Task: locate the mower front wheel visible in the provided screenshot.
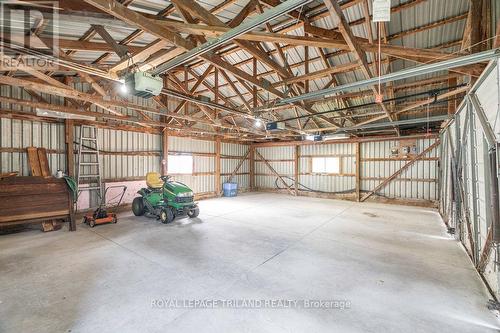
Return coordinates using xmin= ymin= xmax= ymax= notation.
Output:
xmin=160 ymin=208 xmax=174 ymax=224
xmin=132 ymin=197 xmax=145 ymax=216
xmin=188 ymin=206 xmax=200 ymax=218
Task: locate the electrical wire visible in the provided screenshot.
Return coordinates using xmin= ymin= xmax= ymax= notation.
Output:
xmin=276 ymin=84 xmax=467 ymax=123
xmin=274 ymin=176 xmax=355 ymax=194
xmin=273 ymin=176 xmax=395 ymax=199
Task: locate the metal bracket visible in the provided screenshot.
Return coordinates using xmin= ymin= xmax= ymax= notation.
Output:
xmin=487 ymin=299 xmax=500 ymax=311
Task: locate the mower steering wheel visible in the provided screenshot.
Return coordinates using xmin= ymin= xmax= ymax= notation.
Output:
xmin=160 ymin=175 xmax=171 ymax=182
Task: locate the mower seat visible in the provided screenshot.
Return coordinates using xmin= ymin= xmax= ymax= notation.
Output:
xmin=146 ymin=172 xmax=163 ymax=189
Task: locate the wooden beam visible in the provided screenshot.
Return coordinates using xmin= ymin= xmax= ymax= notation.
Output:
xmin=228 ymin=0 xmax=258 ymax=27
xmin=478 ymin=227 xmax=493 ymax=272
xmin=360 ymin=141 xmax=440 ymax=202
xmin=171 ymin=0 xmax=291 ymax=80
xmin=0 ymin=78 xmax=264 ymax=134
xmin=111 ymin=39 xmax=170 ymax=73
xmin=321 ymin=0 xmax=398 ymax=134
xmin=215 ymin=138 xmax=221 ymax=195
xmin=495 ymin=21 xmax=500 ymax=48
xmin=83 ymin=0 xmax=284 ymax=98
xmin=162 ymin=129 xmax=168 ymax=176
xmin=294 ymin=145 xmax=299 ymax=195
xmin=250 ymin=145 xmax=255 ymax=190
xmin=387 ymin=13 xmax=468 ymax=41
xmin=355 ymin=141 xmax=360 ymax=201
xmin=448 ymin=77 xmax=457 ymax=116
xmin=65 ymin=119 xmax=74 ymax=177
xmin=322 ymin=0 xmax=371 ymax=73
xmin=91 ymin=24 xmax=129 ymax=59
xmin=357 ymin=85 xmax=469 ymax=126
xmin=272 ymin=61 xmax=359 ymax=87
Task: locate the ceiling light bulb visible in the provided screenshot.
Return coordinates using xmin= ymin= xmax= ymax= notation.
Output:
xmin=305 ymin=134 xmax=316 ymax=141
xmin=120 ymin=84 xmax=128 ymax=94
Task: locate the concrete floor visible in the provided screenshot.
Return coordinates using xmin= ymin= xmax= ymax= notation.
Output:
xmin=0 ymin=193 xmax=499 ymax=333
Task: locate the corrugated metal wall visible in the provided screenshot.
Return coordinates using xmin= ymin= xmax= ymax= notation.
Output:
xmin=168 ymin=136 xmax=215 ymax=195
xmin=254 ymin=137 xmax=439 ymax=202
xmin=301 ymin=142 xmax=356 ymax=193
xmin=75 ymin=126 xmax=162 ymax=181
xmin=0 ymin=118 xmax=66 ymax=176
xmin=255 ymin=146 xmax=294 ymax=189
xmin=0 ymin=111 xmax=249 ymax=210
xmin=361 ymin=138 xmax=439 ymax=200
xmin=440 ymin=60 xmax=500 ymax=298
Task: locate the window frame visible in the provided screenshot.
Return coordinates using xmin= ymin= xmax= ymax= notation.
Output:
xmin=310 ymin=156 xmax=342 ymax=175
xmin=167 ymin=154 xmax=194 ymax=175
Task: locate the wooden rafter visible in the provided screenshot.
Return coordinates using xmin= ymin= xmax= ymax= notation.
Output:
xmin=1 ymin=0 xmax=486 ymax=140
xmin=322 ymin=0 xmax=399 ymax=135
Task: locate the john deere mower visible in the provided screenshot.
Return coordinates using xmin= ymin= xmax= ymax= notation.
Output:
xmin=132 ymin=172 xmax=199 ymax=223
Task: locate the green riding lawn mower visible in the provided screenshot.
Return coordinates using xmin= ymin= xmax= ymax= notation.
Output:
xmin=132 ymin=172 xmax=199 ymax=224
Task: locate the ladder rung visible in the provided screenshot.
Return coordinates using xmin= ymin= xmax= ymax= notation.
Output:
xmin=79 ymin=187 xmax=101 ymax=191
xmin=78 ymin=127 xmax=101 ymax=195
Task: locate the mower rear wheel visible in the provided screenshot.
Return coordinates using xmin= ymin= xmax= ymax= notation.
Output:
xmin=89 ymin=219 xmax=96 ymax=228
xmin=188 ymin=207 xmax=200 ymax=218
xmin=160 ymin=208 xmax=174 ymax=224
xmin=132 ymin=197 xmax=145 ymax=216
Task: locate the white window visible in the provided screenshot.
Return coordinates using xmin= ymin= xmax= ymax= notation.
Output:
xmin=168 ymin=155 xmax=193 ymax=174
xmin=311 ymin=157 xmax=340 ymax=174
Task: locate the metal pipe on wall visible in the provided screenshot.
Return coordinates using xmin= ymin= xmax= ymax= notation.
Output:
xmin=469 ymin=94 xmax=500 ymax=243
xmin=489 ymin=144 xmax=500 ymax=243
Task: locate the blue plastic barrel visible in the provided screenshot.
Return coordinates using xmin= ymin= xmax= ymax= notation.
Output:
xmin=223 ymin=182 xmax=238 ymax=197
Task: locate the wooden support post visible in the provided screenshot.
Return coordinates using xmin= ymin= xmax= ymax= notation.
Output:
xmin=215 ymin=138 xmax=221 ymax=195
xmin=183 ymin=66 xmax=188 ymax=114
xmin=494 ymin=22 xmax=500 ymax=48
xmin=470 ymin=0 xmax=486 ymax=54
xmin=304 ymin=44 xmax=309 ymax=94
xmin=252 ymin=57 xmax=257 ymax=108
xmin=355 ymin=142 xmax=360 ymax=201
xmin=360 ymin=140 xmax=440 ymax=202
xmin=250 ymin=145 xmax=255 ymax=190
xmin=162 ymin=129 xmax=168 ymax=176
xmin=478 ymin=227 xmax=493 ymax=272
xmin=214 ymin=68 xmax=219 ymax=118
xmin=65 ymin=119 xmax=74 ymax=177
xmin=448 ymin=77 xmax=457 ymax=116
xmin=294 ymin=145 xmax=299 ymax=196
